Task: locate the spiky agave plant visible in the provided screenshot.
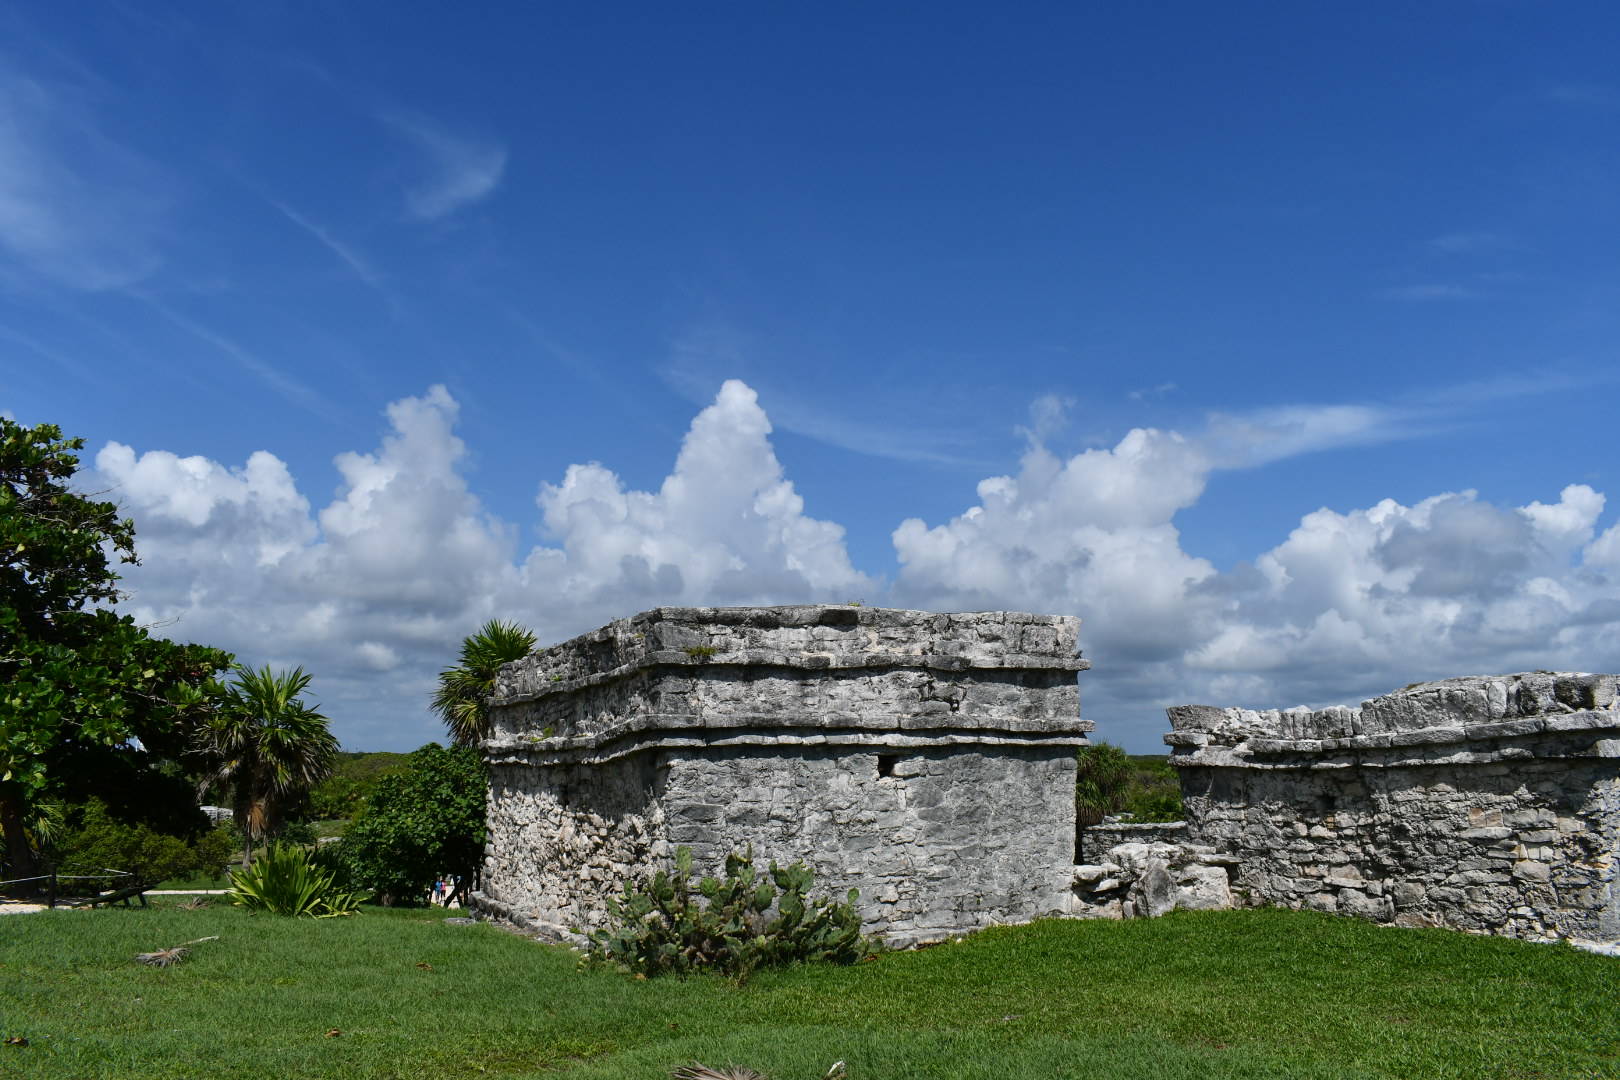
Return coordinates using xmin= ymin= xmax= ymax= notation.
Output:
xmin=228 ymin=844 xmax=367 ymax=917
xmin=431 ymin=619 xmax=538 ymax=746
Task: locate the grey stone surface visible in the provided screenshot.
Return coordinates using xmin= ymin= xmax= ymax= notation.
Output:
xmin=1165 ymin=672 xmax=1620 ymax=945
xmin=1079 ymin=820 xmax=1187 ymax=861
xmin=474 ymin=605 xmax=1092 ymax=946
xmin=1070 ymin=839 xmax=1234 ymax=919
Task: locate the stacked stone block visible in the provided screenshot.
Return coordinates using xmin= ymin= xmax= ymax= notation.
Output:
xmin=1165 ymin=672 xmax=1620 ymax=946
xmin=475 ymin=605 xmax=1092 ymax=945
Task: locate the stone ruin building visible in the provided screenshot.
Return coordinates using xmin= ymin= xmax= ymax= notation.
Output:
xmin=1156 ymin=672 xmax=1620 ymax=946
xmin=474 ymin=605 xmax=1092 ymax=945
xmin=473 ymin=604 xmax=1620 ymax=952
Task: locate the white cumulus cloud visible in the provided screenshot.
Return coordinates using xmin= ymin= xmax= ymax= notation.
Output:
xmin=96 ymin=380 xmax=871 ymax=749
xmin=92 ymin=382 xmax=1620 ymax=752
xmin=892 ymin=408 xmax=1620 ymax=745
xmin=520 ymin=380 xmax=874 ymax=619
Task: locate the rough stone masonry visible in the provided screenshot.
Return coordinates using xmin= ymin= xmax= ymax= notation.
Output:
xmin=473 ymin=605 xmax=1093 ymax=945
xmin=1164 ymin=672 xmax=1620 ymax=947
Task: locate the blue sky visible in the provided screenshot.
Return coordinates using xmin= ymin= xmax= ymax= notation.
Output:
xmin=4 ymin=2 xmax=1618 ymax=751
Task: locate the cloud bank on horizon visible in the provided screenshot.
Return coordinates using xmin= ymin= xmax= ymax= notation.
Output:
xmin=93 ymin=380 xmax=1620 ymax=752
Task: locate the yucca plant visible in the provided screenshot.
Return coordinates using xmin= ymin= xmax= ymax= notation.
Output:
xmin=228 ymin=844 xmax=368 ymax=917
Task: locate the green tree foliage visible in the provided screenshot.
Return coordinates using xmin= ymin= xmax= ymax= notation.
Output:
xmin=340 ymin=742 xmax=486 ymax=905
xmin=585 ymin=845 xmax=874 ymax=980
xmin=308 ymin=751 xmax=409 ymax=820
xmin=1 ymin=418 xmax=233 ymax=886
xmin=53 ymin=798 xmax=234 ymax=894
xmin=196 ymin=665 xmax=339 ymax=868
xmin=431 ymin=619 xmax=537 ymax=746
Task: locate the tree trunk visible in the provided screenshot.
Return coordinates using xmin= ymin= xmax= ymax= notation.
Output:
xmin=0 ymin=794 xmax=40 ymax=897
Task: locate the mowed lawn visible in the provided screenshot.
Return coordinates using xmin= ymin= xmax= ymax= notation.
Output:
xmin=1 ymin=903 xmax=1615 ymax=1079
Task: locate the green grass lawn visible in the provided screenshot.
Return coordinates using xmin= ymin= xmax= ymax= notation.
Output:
xmin=1 ymin=903 xmax=1614 ymax=1079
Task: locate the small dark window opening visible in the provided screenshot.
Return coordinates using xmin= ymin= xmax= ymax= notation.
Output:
xmin=877 ymin=754 xmax=899 ymax=779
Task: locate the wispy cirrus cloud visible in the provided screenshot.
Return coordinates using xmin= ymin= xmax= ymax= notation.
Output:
xmin=267 ymin=199 xmax=385 ymax=288
xmin=264 ymin=197 xmax=404 ymax=315
xmin=1376 ymin=283 xmax=1477 ymax=302
xmin=1425 ymin=231 xmax=1513 ymax=255
xmin=1127 ymin=382 xmax=1177 ymax=402
xmin=1544 ymin=84 xmax=1619 ymax=110
xmin=381 ymin=112 xmax=506 ymax=221
xmin=0 ymin=56 xmax=171 ymax=291
xmin=1202 ymin=402 xmax=1412 ymax=467
xmin=137 ymin=298 xmax=341 ymax=419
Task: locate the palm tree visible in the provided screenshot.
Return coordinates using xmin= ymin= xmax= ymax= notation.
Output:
xmin=198 ymin=665 xmax=338 ymax=868
xmin=431 ymin=619 xmax=537 ymax=746
xmin=1075 ymin=740 xmax=1133 ymax=830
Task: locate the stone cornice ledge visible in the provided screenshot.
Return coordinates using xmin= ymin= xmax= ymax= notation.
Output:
xmin=1165 ymin=709 xmax=1620 ymax=769
xmin=492 ymin=605 xmax=1087 ymax=706
xmin=485 ymin=718 xmax=1094 ymax=767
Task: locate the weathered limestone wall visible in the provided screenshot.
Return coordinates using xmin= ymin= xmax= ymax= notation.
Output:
xmin=479 ymin=754 xmax=667 ymax=934
xmin=659 ymin=746 xmax=1076 ymax=941
xmin=1070 ymin=837 xmax=1234 ymax=920
xmin=1166 ymin=672 xmax=1620 ymax=946
xmin=475 ymin=605 xmax=1092 ymax=945
xmin=1078 ymin=820 xmax=1187 ymax=862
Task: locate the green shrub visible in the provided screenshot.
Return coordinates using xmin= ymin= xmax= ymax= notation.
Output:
xmin=1120 ymin=755 xmax=1184 ymax=822
xmin=339 ymin=742 xmax=485 ymax=906
xmin=274 ymin=818 xmax=319 ymax=846
xmin=585 ymin=845 xmax=875 ymax=980
xmin=52 ymin=800 xmax=234 ymax=894
xmin=1076 ymin=745 xmax=1185 ymax=831
xmin=306 ymin=838 xmax=359 ymax=890
xmin=227 ymin=843 xmax=368 ymax=917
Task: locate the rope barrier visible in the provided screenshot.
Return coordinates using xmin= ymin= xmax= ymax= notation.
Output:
xmin=1 ymin=867 xmax=132 ymax=887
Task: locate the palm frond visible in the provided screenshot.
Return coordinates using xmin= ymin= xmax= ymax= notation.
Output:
xmin=196 ymin=664 xmax=338 ymax=859
xmin=432 ymin=619 xmax=537 ymax=745
xmin=671 ymin=1064 xmax=767 ymax=1080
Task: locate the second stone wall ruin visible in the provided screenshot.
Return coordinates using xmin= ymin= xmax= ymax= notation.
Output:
xmin=1164 ymin=672 xmax=1620 ymax=946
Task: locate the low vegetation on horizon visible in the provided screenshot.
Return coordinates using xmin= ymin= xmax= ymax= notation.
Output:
xmin=2 ymin=903 xmax=1615 ymax=1079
